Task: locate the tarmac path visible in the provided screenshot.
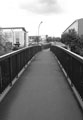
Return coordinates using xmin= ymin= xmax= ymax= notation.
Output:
xmin=0 ymin=49 xmax=83 ymax=120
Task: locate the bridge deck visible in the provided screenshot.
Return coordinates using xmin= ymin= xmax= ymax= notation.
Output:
xmin=0 ymin=49 xmax=83 ymax=120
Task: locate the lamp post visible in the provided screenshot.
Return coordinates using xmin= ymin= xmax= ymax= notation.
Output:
xmin=11 ymin=29 xmax=14 ymax=46
xmin=38 ymin=21 xmax=43 ymax=43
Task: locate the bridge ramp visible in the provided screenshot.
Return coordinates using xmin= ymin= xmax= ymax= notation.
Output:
xmin=0 ymin=49 xmax=83 ymax=120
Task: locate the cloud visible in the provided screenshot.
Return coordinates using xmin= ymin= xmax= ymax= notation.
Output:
xmin=39 ymin=0 xmax=56 ymax=5
xmin=20 ymin=0 xmax=62 ymax=15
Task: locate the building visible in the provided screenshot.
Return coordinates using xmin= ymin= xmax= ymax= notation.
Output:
xmin=1 ymin=27 xmax=28 ymax=47
xmin=28 ymin=36 xmax=41 ymax=45
xmin=63 ymin=18 xmax=83 ymax=36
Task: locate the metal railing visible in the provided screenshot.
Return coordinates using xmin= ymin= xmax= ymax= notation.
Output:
xmin=0 ymin=45 xmax=41 ymax=93
xmin=50 ymin=45 xmax=83 ymax=100
xmin=42 ymin=43 xmax=51 ymax=49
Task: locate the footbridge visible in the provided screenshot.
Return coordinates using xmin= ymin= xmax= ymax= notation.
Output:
xmin=0 ymin=43 xmax=83 ymax=120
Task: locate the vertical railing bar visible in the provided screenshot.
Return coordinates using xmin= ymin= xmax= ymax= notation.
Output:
xmin=0 ymin=45 xmax=41 ymax=93
xmin=0 ymin=66 xmax=2 ymax=91
xmin=9 ymin=57 xmax=13 ymax=86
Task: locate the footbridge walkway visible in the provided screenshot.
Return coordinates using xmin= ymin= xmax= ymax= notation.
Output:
xmin=0 ymin=44 xmax=83 ymax=120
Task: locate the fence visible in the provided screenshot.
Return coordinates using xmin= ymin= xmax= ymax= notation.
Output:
xmin=0 ymin=45 xmax=41 ymax=93
xmin=50 ymin=45 xmax=83 ymax=100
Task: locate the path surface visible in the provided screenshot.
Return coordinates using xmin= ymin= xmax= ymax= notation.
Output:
xmin=0 ymin=49 xmax=83 ymax=120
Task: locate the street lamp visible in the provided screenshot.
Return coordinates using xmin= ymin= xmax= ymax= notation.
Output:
xmin=38 ymin=21 xmax=43 ymax=43
xmin=38 ymin=21 xmax=43 ymax=36
xmin=11 ymin=29 xmax=14 ymax=46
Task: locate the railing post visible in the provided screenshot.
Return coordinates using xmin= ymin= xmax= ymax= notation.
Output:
xmin=0 ymin=66 xmax=2 ymax=92
xmin=9 ymin=57 xmax=13 ymax=86
xmin=0 ymin=45 xmax=41 ymax=93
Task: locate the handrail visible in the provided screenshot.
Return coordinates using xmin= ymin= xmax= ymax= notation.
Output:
xmin=52 ymin=45 xmax=83 ymax=63
xmin=50 ymin=44 xmax=83 ymax=100
xmin=0 ymin=45 xmax=41 ymax=93
xmin=0 ymin=45 xmax=40 ymax=61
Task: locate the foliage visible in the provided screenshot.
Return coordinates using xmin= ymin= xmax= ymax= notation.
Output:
xmin=0 ymin=29 xmax=12 ymax=53
xmin=46 ymin=37 xmax=53 ymax=42
xmin=61 ymin=29 xmax=83 ymax=56
xmin=33 ymin=36 xmax=41 ymax=43
xmin=61 ymin=29 xmax=79 ymax=46
xmin=52 ymin=37 xmax=61 ymax=42
xmin=46 ymin=36 xmax=61 ymax=43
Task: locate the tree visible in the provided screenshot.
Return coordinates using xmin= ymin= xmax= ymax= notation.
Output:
xmin=61 ymin=29 xmax=80 ymax=51
xmin=0 ymin=28 xmax=12 ymax=52
xmin=46 ymin=37 xmax=53 ymax=43
xmin=52 ymin=37 xmax=61 ymax=42
xmin=33 ymin=36 xmax=41 ymax=43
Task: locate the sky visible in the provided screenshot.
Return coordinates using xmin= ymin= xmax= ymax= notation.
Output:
xmin=0 ymin=0 xmax=83 ymax=37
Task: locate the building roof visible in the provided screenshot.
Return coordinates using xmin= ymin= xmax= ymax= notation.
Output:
xmin=1 ymin=27 xmax=28 ymax=32
xmin=63 ymin=18 xmax=83 ymax=35
xmin=63 ymin=20 xmax=77 ymax=34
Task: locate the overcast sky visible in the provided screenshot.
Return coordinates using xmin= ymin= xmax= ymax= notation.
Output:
xmin=0 ymin=0 xmax=83 ymax=37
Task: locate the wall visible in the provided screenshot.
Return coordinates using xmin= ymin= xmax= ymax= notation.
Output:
xmin=3 ymin=29 xmax=25 ymax=47
xmin=63 ymin=20 xmax=78 ymax=34
xmin=15 ymin=31 xmax=24 ymax=47
xmin=78 ymin=19 xmax=83 ymax=36
xmin=2 ymin=29 xmax=28 ymax=47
